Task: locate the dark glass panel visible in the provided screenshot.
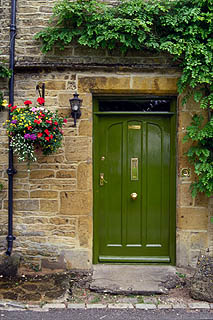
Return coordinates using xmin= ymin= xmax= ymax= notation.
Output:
xmin=99 ymin=100 xmax=170 ymax=112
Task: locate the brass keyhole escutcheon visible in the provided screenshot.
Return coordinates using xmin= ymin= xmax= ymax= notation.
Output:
xmin=131 ymin=192 xmax=138 ymax=200
xmin=100 ymin=173 xmax=108 ymax=186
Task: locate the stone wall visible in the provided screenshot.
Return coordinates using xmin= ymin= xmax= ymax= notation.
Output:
xmin=0 ymin=0 xmax=211 ymax=271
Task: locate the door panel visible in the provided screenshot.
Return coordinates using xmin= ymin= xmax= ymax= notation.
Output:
xmin=94 ymin=114 xmax=175 ymax=263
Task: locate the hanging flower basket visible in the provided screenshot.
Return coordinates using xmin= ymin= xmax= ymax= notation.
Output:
xmin=3 ymin=98 xmax=67 ymax=164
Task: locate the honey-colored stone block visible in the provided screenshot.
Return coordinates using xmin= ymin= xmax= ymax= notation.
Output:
xmin=56 ymin=170 xmax=76 ymax=179
xmin=65 ymin=137 xmax=90 ymax=161
xmin=79 ymin=119 xmax=92 ymax=137
xmin=14 ymin=191 xmax=29 ymax=199
xmin=78 ymin=216 xmax=92 ymax=248
xmin=47 ymin=236 xmax=76 ymax=247
xmin=190 ymin=232 xmax=208 ymax=250
xmin=80 ymin=93 xmax=93 ymax=108
xmin=64 ymin=249 xmax=91 ymax=269
xmin=78 ymin=76 xmax=130 ymax=93
xmin=178 ymin=111 xmax=193 ymax=131
xmin=132 ymin=77 xmax=178 ymax=93
xmin=30 ymin=170 xmax=55 ymax=179
xmin=177 ymin=208 xmax=208 ymax=230
xmin=77 ymin=162 xmax=92 ymax=191
xmin=12 ymin=200 xmax=39 ymax=211
xmin=30 ymin=190 xmax=58 ymax=199
xmin=176 ymin=230 xmax=191 ymax=267
xmin=45 ymin=81 xmax=66 ymax=90
xmin=58 ymin=93 xmax=72 ymax=107
xmin=50 ymin=183 xmax=77 ymax=191
xmin=38 ymin=155 xmax=65 ymax=164
xmin=15 ymin=171 xmax=29 ymax=178
xmin=15 ymin=216 xmax=49 ymax=224
xmin=52 ymin=227 xmax=76 ymax=237
xmin=49 ymin=217 xmax=73 ymax=225
xmin=60 ymin=191 xmax=92 ymax=215
xmin=178 ymin=183 xmax=193 ymax=207
xmin=40 ymin=200 xmax=59 ymax=213
xmin=195 ymin=192 xmax=209 ymax=207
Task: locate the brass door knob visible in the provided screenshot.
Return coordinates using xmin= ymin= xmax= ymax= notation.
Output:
xmin=131 ymin=192 xmax=138 ymax=200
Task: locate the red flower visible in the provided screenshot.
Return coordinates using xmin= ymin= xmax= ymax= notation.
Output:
xmin=24 ymin=100 xmax=32 ymax=105
xmin=37 ymin=133 xmax=43 ymax=138
xmin=54 ymin=121 xmax=58 ymax=125
xmin=50 ymin=134 xmax=53 ymax=139
xmin=53 ymin=127 xmax=56 ymax=130
xmin=46 ymin=120 xmax=52 ymax=124
xmin=37 ymin=97 xmax=45 ymax=105
xmin=34 ymin=119 xmax=41 ymax=124
xmin=63 ymin=118 xmax=67 ymax=123
xmin=45 ymin=137 xmax=50 ymax=141
xmin=44 ymin=129 xmax=50 ymax=136
xmin=11 ymin=106 xmax=17 ymax=112
xmin=8 ymin=104 xmax=12 ymax=108
xmin=27 ymin=126 xmax=32 ymax=130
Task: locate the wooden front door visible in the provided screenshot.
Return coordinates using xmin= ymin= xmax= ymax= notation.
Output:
xmin=93 ymin=99 xmax=176 ymax=264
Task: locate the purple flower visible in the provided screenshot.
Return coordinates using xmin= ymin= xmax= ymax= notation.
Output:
xmin=30 ymin=134 xmax=37 ymax=140
xmin=11 ymin=120 xmax=17 ymax=124
xmin=24 ymin=134 xmax=31 ymax=139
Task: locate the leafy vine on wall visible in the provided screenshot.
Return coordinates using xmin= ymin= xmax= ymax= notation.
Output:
xmin=35 ymin=0 xmax=213 ymax=197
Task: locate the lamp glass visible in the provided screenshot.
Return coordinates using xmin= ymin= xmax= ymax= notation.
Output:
xmin=72 ymin=104 xmax=79 ymax=111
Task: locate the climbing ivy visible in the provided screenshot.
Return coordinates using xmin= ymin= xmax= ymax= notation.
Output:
xmin=35 ymin=0 xmax=213 ymax=197
xmin=183 ymin=115 xmax=213 ymax=197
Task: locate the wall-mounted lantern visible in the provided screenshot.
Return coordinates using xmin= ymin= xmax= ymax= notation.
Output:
xmin=69 ymin=92 xmax=82 ymax=127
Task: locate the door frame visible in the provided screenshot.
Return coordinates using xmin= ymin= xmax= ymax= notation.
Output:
xmin=93 ymin=95 xmax=177 ymax=265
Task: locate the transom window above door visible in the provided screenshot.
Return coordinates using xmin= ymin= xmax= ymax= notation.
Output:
xmin=97 ymin=97 xmax=175 ymax=113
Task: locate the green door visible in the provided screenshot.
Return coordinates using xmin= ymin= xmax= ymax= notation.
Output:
xmin=94 ymin=113 xmax=176 ymax=264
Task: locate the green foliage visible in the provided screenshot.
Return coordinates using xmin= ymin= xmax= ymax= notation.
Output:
xmin=0 ymin=51 xmax=11 ymax=79
xmin=34 ymin=0 xmax=213 ymax=197
xmin=183 ymin=115 xmax=213 ymax=197
xmin=0 ymin=52 xmax=11 ymax=110
xmin=0 ymin=65 xmax=11 ymax=79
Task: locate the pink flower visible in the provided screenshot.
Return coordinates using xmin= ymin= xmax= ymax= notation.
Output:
xmin=63 ymin=118 xmax=67 ymax=123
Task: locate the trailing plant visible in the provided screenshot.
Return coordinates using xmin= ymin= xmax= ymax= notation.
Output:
xmin=0 ymin=51 xmax=11 ymax=111
xmin=35 ymin=0 xmax=213 ymax=196
xmin=3 ymin=98 xmax=67 ymax=165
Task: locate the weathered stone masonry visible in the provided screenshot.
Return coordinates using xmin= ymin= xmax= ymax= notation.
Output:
xmin=0 ymin=0 xmax=212 ymax=271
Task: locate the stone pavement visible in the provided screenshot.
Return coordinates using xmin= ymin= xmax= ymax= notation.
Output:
xmin=0 ymin=301 xmax=213 ymax=312
xmin=0 ymin=266 xmax=212 ymax=312
xmin=90 ymin=265 xmax=177 ymax=294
